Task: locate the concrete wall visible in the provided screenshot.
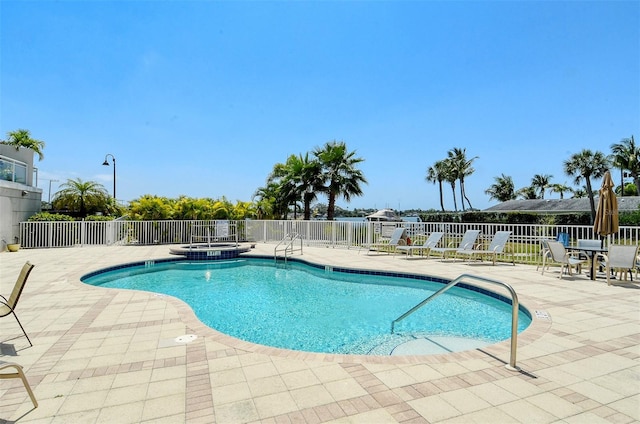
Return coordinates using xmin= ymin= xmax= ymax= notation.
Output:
xmin=0 ymin=145 xmax=42 ymax=251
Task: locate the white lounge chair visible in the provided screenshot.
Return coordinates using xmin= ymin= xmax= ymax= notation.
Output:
xmin=396 ymin=232 xmax=444 ymax=259
xmin=456 ymin=231 xmax=514 ymax=265
xmin=430 ymin=230 xmax=480 ymax=261
xmin=600 ymin=244 xmax=639 ymax=286
xmin=362 ymin=227 xmax=407 ymax=255
xmin=542 ymin=241 xmax=586 ymax=279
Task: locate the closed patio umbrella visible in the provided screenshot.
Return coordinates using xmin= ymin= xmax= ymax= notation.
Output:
xmin=593 ymin=171 xmax=619 ymax=242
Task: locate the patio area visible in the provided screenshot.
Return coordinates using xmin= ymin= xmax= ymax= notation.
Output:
xmin=0 ymin=243 xmax=638 ymax=423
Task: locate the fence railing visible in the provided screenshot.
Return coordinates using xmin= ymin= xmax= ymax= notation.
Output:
xmin=19 ymin=219 xmax=640 ymax=265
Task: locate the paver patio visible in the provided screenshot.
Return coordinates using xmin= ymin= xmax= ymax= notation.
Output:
xmin=0 ymin=243 xmax=638 ymax=423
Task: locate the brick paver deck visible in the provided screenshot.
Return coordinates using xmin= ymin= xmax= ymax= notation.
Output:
xmin=0 ymin=244 xmax=638 ymax=423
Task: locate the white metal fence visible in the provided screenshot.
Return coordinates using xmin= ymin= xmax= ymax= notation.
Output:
xmin=18 ymin=219 xmax=640 ymax=265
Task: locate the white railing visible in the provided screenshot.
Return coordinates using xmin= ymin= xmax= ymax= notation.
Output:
xmin=18 ymin=219 xmax=640 ymax=264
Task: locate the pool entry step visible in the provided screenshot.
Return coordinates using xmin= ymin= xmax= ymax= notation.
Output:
xmin=351 ymin=333 xmax=491 ymax=356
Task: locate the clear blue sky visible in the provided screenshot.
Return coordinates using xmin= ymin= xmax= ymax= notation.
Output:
xmin=2 ymin=1 xmax=638 ymax=211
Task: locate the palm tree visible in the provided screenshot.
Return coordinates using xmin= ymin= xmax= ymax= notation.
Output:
xmin=549 ymin=183 xmax=573 ymax=199
xmin=263 ymin=158 xmax=303 ymax=219
xmin=283 ymin=153 xmax=325 ymax=220
xmin=531 ymin=174 xmax=553 ymax=199
xmin=253 ymin=181 xmax=287 ymax=219
xmin=516 ymin=186 xmax=538 ymax=200
xmin=485 ymin=174 xmax=516 ymax=202
xmin=563 ymin=149 xmax=610 ymax=223
xmin=426 ymin=160 xmax=447 ymax=212
xmin=610 ymin=135 xmax=639 ymax=196
xmin=447 ymin=147 xmax=478 ymax=210
xmin=313 ymin=141 xmax=367 ymax=220
xmin=442 ymin=158 xmax=459 ymax=212
xmin=52 ymin=178 xmax=109 ymax=217
xmin=2 ymin=129 xmax=45 ymax=160
xmin=571 ymin=187 xmax=588 ymax=198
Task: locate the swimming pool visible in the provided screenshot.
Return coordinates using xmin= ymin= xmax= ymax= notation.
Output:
xmin=82 ymin=258 xmax=531 ymax=355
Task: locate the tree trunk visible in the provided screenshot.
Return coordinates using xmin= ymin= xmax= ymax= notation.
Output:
xmin=450 ymin=183 xmax=458 ymax=212
xmin=461 ymin=182 xmax=473 ymax=210
xmin=327 ymin=192 xmax=336 ymax=220
xmin=303 ymin=193 xmax=312 ymax=220
xmin=586 ymin=177 xmax=596 ymax=224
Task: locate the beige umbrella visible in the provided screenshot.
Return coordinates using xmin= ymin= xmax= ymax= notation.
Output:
xmin=593 ymin=170 xmax=619 ymax=241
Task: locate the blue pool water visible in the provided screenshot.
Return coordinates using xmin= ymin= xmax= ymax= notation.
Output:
xmin=82 ymin=258 xmax=531 ymax=355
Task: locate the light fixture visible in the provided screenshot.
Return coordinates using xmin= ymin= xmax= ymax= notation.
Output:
xmin=102 ymin=154 xmax=116 ymax=199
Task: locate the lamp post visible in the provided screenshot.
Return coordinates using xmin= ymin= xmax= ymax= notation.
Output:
xmin=102 ymin=154 xmax=116 ymax=200
xmin=48 ymin=179 xmax=59 ymax=203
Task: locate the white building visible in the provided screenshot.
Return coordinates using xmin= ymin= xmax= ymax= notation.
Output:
xmin=0 ymin=144 xmax=42 ymax=250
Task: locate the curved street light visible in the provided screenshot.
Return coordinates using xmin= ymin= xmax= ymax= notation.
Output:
xmin=102 ymin=154 xmax=116 ymax=200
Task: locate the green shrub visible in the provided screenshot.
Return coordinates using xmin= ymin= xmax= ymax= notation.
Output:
xmin=619 ymin=210 xmax=640 ymax=226
xmin=85 ymin=215 xmax=115 ymax=221
xmin=28 ymin=212 xmax=75 ymax=222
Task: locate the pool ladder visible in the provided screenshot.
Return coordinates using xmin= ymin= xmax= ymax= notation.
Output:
xmin=274 ymin=232 xmax=303 ymax=262
xmin=391 ymin=273 xmax=520 ymax=371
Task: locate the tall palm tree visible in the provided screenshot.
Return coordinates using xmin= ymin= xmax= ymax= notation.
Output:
xmin=313 ymin=141 xmax=367 ymax=220
xmin=610 ymin=135 xmax=639 ymax=196
xmin=52 ymin=178 xmax=109 ymax=217
xmin=2 ymin=129 xmax=45 ymax=160
xmin=264 ymin=158 xmax=302 ymax=219
xmin=563 ymin=149 xmax=610 ymax=223
xmin=442 ymin=158 xmax=459 ymax=212
xmin=531 ymin=174 xmax=553 ymax=199
xmin=426 ymin=160 xmax=447 ymax=212
xmin=283 ymin=153 xmax=325 ymax=220
xmin=485 ymin=174 xmax=516 ymax=202
xmin=447 ymin=147 xmax=478 ymax=210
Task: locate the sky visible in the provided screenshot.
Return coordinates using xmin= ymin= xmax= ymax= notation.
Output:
xmin=1 ymin=1 xmax=639 ymax=212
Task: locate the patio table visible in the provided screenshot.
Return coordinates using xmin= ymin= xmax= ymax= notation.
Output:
xmin=568 ymin=245 xmax=607 ymax=280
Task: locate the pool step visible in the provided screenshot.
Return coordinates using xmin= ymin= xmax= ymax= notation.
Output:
xmin=347 ymin=333 xmax=492 ymax=356
xmin=390 ymin=335 xmax=491 ymax=355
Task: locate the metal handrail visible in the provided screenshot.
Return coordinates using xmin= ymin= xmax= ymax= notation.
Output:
xmin=274 ymin=232 xmax=303 ymax=262
xmin=391 ymin=273 xmax=520 ymax=371
xmin=189 ymin=222 xmax=238 ymax=249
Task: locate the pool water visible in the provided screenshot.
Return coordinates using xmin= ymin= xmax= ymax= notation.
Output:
xmin=82 ymin=259 xmax=531 ymax=355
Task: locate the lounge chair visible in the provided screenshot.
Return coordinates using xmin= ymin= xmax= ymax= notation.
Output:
xmin=542 ymin=241 xmax=586 ymax=279
xmin=430 ymin=230 xmax=481 ymax=261
xmin=455 ymin=231 xmax=514 ymax=265
xmin=1 ymin=262 xmax=35 ymax=346
xmin=396 ymin=232 xmax=444 ymax=259
xmin=0 ymin=361 xmax=38 ymax=408
xmin=600 ymin=244 xmax=639 ymax=286
xmin=362 ymin=227 xmax=407 ymax=255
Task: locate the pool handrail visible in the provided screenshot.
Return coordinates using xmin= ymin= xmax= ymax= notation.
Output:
xmin=274 ymin=232 xmax=303 ymax=262
xmin=391 ymin=273 xmax=520 ymax=371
